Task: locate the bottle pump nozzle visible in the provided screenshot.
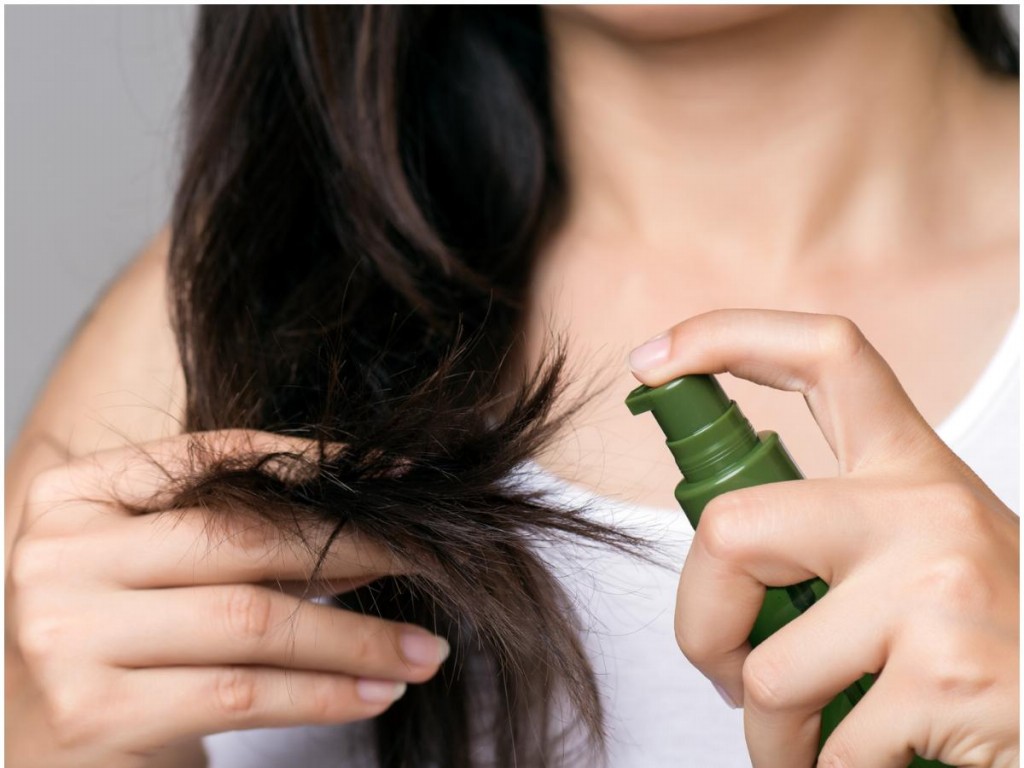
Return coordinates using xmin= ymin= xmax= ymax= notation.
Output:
xmin=626 ymin=374 xmax=759 ymax=481
xmin=625 ymin=374 xmax=732 ymax=440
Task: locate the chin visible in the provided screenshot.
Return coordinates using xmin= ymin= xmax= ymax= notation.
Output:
xmin=547 ymin=4 xmax=795 ymax=42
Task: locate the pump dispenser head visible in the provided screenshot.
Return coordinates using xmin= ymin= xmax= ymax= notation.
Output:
xmin=625 ymin=374 xmax=732 ymax=439
xmin=626 ymin=373 xmax=760 ymax=481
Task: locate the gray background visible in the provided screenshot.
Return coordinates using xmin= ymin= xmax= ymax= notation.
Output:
xmin=4 ymin=5 xmax=1019 ymax=450
xmin=6 ymin=5 xmax=195 ymax=448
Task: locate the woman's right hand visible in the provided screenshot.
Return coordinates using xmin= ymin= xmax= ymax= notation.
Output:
xmin=6 ymin=429 xmax=450 ymax=768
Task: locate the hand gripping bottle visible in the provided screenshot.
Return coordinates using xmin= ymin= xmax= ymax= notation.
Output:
xmin=626 ymin=374 xmax=947 ymax=767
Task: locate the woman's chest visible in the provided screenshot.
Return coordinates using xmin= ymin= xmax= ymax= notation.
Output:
xmin=526 ymin=244 xmax=1018 ymax=506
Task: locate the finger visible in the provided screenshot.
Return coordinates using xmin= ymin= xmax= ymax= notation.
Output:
xmin=816 ymin=667 xmax=919 ymax=768
xmin=676 ymin=477 xmax=897 ymax=706
xmin=676 ymin=477 xmax=881 ymax=681
xmin=24 ymin=428 xmax=329 ymax=513
xmin=740 ymin=574 xmax=891 ymax=768
xmin=107 ymin=585 xmax=449 ymax=683
xmin=697 ymin=475 xmax=886 ymax=582
xmin=263 ymin=575 xmax=381 ymax=598
xmin=628 ymin=309 xmax=934 ymax=470
xmin=112 ymin=666 xmax=408 ymax=750
xmin=97 ymin=508 xmax=403 ymax=587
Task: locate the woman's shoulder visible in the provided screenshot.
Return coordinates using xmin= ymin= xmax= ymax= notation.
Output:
xmin=59 ymin=224 xmax=185 ymax=450
xmin=6 ymin=224 xmax=185 ymax=554
xmin=9 ymin=224 xmax=185 ymax=467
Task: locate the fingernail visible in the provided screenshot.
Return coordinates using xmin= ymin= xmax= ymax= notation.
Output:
xmin=628 ymin=332 xmax=670 ymax=371
xmin=712 ymin=681 xmax=739 ymax=709
xmin=357 ymin=679 xmax=407 ymax=703
xmin=400 ymin=632 xmax=450 ymax=666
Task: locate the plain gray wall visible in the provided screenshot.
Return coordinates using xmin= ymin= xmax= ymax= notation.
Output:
xmin=4 ymin=6 xmax=1019 ymax=451
xmin=5 ymin=5 xmax=195 ymax=448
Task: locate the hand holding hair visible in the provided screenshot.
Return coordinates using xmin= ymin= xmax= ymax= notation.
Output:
xmin=6 ymin=429 xmax=449 ymax=768
xmin=629 ymin=309 xmax=1019 ymax=768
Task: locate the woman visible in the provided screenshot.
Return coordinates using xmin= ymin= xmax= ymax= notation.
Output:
xmin=5 ymin=6 xmax=1018 ymax=768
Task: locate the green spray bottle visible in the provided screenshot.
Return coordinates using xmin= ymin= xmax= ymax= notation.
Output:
xmin=625 ymin=373 xmax=948 ymax=767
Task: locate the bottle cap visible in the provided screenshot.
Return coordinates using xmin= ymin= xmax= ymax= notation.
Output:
xmin=625 ymin=374 xmax=731 ymax=440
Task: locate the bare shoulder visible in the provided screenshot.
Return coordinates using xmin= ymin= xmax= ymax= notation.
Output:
xmin=6 ymin=225 xmax=187 ymax=532
xmin=35 ymin=224 xmax=186 ymax=452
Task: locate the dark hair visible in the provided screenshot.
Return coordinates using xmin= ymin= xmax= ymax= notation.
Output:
xmin=953 ymin=5 xmax=1019 ymax=75
xmin=151 ymin=6 xmax=1018 ymax=767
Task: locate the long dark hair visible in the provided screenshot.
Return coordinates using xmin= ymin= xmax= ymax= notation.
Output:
xmin=148 ymin=6 xmax=1018 ymax=767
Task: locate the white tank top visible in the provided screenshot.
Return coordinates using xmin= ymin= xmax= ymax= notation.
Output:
xmin=203 ymin=311 xmax=1020 ymax=768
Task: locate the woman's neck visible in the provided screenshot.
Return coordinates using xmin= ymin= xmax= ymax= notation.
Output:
xmin=520 ymin=7 xmax=1016 ymax=492
xmin=542 ymin=6 xmax=1012 ymax=270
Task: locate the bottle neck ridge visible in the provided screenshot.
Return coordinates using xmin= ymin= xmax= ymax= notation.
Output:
xmin=667 ymin=402 xmax=760 ymax=481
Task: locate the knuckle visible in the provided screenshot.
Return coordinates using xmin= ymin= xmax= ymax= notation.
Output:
xmin=673 ymin=624 xmax=699 ymax=665
xmin=21 ymin=469 xmax=76 ymax=533
xmin=698 ymin=494 xmax=749 ymax=563
xmin=16 ymin=613 xmax=66 ymax=666
xmin=213 ymin=668 xmax=260 ymax=720
xmin=741 ymin=650 xmax=790 ymax=712
xmin=11 ymin=537 xmax=99 ymax=607
xmin=956 ymin=741 xmax=1000 ymax=767
xmin=24 ymin=466 xmax=72 ymax=508
xmin=21 ymin=463 xmax=110 ymax=534
xmin=308 ymin=675 xmax=346 ymax=721
xmin=816 ymin=315 xmax=866 ymax=366
xmin=9 ymin=538 xmax=59 ymax=592
xmin=920 ymin=632 xmax=997 ymax=698
xmin=349 ymin=621 xmax=382 ymax=669
xmin=47 ymin=688 xmax=100 ymax=749
xmin=665 ymin=323 xmax=687 ymax=354
xmin=922 ymin=553 xmax=992 ymax=612
xmin=674 ymin=614 xmax=714 ymax=668
xmin=224 ymin=585 xmax=275 ymax=646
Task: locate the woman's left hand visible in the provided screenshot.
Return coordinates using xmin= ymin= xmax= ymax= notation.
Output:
xmin=628 ymin=309 xmax=1019 ymax=768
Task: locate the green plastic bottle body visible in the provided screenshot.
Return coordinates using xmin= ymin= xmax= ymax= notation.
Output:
xmin=674 ymin=431 xmax=827 ymax=647
xmin=625 ymin=376 xmax=948 ymax=767
xmin=674 ymin=430 xmax=867 ymax=751
xmin=673 ymin=430 xmax=799 ymax=524
xmin=677 ymin=431 xmax=944 ymax=765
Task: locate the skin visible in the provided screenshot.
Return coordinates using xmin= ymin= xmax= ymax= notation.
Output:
xmin=4 ymin=5 xmax=1018 ymax=768
xmin=527 ymin=4 xmax=1018 ymax=483
xmin=526 ymin=5 xmax=1020 ymax=767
